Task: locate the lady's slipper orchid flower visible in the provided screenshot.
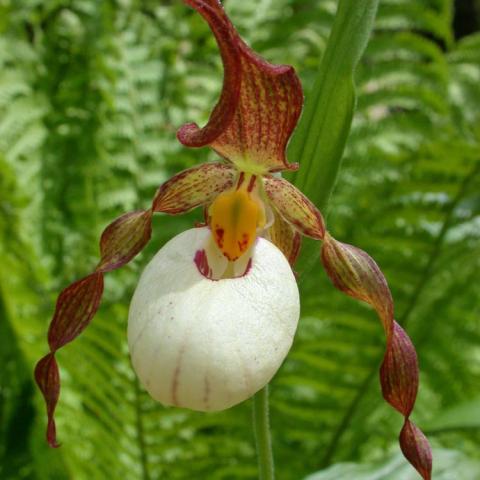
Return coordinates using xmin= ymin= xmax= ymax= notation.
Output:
xmin=128 ymin=227 xmax=299 ymax=411
xmin=35 ymin=1 xmax=432 ymax=479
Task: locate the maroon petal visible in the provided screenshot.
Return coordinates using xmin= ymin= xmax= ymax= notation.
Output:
xmin=36 ymin=206 xmax=154 ymax=446
xmin=37 ymin=157 xmax=231 ymax=446
xmin=34 ymin=353 xmax=60 ymax=448
xmin=400 ymin=420 xmax=433 ymax=480
xmin=97 ymin=210 xmax=153 ymax=272
xmin=321 ymin=233 xmax=393 ymax=334
xmin=178 ymin=0 xmax=241 ymax=147
xmin=380 ymin=322 xmax=419 ymax=417
xmin=179 ymin=0 xmax=303 ymax=173
xmin=321 ymin=233 xmax=432 ymax=479
xmin=264 ymin=175 xmax=325 ymax=240
xmin=47 ymin=272 xmax=104 ymax=351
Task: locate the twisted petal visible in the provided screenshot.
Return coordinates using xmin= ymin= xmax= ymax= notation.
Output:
xmin=321 ymin=233 xmax=432 ymax=480
xmin=98 ymin=210 xmax=153 ymax=271
xmin=178 ymin=0 xmax=303 ymax=173
xmin=380 ymin=322 xmax=419 ymax=416
xmin=47 ymin=272 xmax=104 ymax=351
xmin=153 ymin=163 xmax=235 ymax=214
xmin=34 ymin=354 xmax=60 ymax=448
xmin=400 ymin=420 xmax=433 ymax=479
xmin=320 ymin=233 xmax=393 ymax=333
xmin=36 ymin=160 xmax=238 ymax=445
xmin=264 ymin=176 xmax=325 ymax=240
xmin=35 ymin=208 xmax=153 ymax=447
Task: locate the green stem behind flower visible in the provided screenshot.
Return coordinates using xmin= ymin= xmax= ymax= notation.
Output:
xmin=253 ymin=386 xmax=275 ymax=480
xmin=287 ymin=0 xmax=380 ymax=275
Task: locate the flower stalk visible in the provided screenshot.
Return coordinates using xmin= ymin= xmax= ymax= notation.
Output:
xmin=253 ymin=386 xmax=274 ymax=480
xmin=289 ymin=0 xmax=380 ymax=274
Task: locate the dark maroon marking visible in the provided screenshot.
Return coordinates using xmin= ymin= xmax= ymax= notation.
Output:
xmin=215 ymin=227 xmax=225 ymax=248
xmin=194 ymin=249 xmax=218 ymax=280
xmin=247 ymin=174 xmax=257 ymax=192
xmin=194 ymin=249 xmax=210 ymax=278
xmin=237 ymin=233 xmax=250 ymax=252
xmin=236 ymin=171 xmax=245 ymax=190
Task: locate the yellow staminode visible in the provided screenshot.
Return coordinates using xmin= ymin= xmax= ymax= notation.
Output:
xmin=209 ymin=173 xmax=265 ymax=261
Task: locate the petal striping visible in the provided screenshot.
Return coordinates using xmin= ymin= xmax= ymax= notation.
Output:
xmin=380 ymin=322 xmax=419 ymax=416
xmin=179 ymin=0 xmax=303 ymax=172
xmin=36 ymin=206 xmax=157 ymax=445
xmin=36 ymin=160 xmax=238 ymax=446
xmin=320 ymin=233 xmax=393 ymax=333
xmin=400 ymin=420 xmax=433 ymax=479
xmin=210 ymin=52 xmax=302 ymax=173
xmin=177 ymin=0 xmax=241 ymax=147
xmin=268 ymin=208 xmax=302 ymax=266
xmin=47 ymin=272 xmax=104 ymax=351
xmin=264 ymin=176 xmax=325 ymax=240
xmin=153 ymin=163 xmax=236 ymax=214
xmin=321 ymin=233 xmax=432 ymax=480
xmin=34 ymin=353 xmax=60 ymax=448
xmin=98 ymin=210 xmax=153 ymax=272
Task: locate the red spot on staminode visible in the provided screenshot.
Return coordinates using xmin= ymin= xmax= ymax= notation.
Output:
xmin=236 ymin=172 xmax=245 ymax=190
xmin=225 ymin=251 xmax=238 ymax=261
xmin=237 ymin=233 xmax=250 ymax=252
xmin=215 ymin=227 xmax=225 ymax=248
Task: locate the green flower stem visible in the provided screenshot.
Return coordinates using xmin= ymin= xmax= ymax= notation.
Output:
xmin=253 ymin=385 xmax=274 ymax=480
xmin=288 ymin=0 xmax=379 ymax=275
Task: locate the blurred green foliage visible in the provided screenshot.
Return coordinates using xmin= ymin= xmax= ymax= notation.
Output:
xmin=0 ymin=0 xmax=479 ymax=479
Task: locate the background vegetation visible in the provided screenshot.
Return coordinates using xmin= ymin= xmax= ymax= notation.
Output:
xmin=1 ymin=0 xmax=479 ymax=478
